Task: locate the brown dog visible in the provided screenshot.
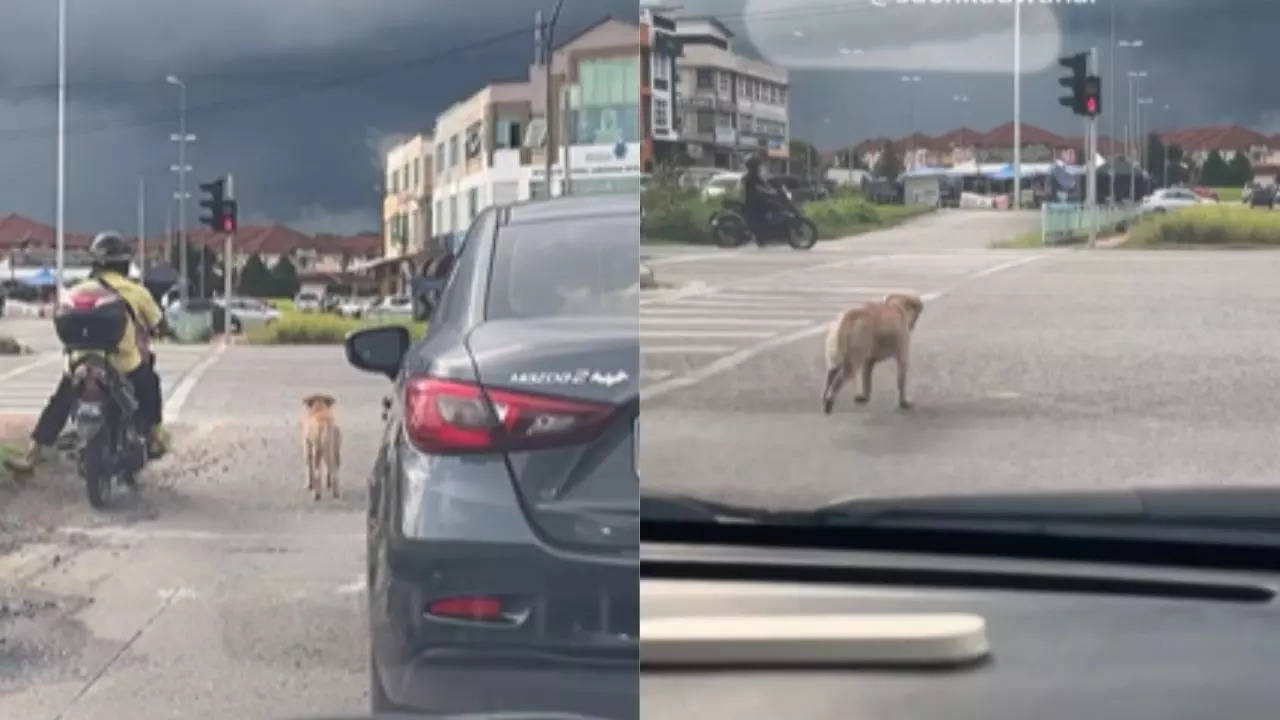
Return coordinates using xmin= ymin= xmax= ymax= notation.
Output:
xmin=302 ymin=393 xmax=342 ymax=500
xmin=821 ymin=293 xmax=924 ymax=414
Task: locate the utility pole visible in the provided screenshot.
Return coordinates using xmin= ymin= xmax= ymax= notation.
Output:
xmin=542 ymin=0 xmax=565 ymax=199
xmin=138 ymin=177 xmax=146 ymax=279
xmin=1013 ymin=0 xmax=1022 ymax=209
xmin=1108 ymin=0 xmax=1115 ymax=203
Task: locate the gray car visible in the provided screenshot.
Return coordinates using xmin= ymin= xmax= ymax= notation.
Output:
xmin=345 ymin=193 xmax=639 ymax=719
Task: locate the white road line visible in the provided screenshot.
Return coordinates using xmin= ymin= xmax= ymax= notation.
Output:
xmin=642 ymin=345 xmax=737 ymax=355
xmin=641 ymin=317 xmax=809 ymax=327
xmin=0 ymin=353 xmax=59 ymax=383
xmin=641 ymin=253 xmax=892 ymax=306
xmin=640 ymin=255 xmax=1047 ymax=403
xmin=166 ymin=343 xmax=227 ymax=423
xmin=641 ymin=329 xmax=776 ymax=339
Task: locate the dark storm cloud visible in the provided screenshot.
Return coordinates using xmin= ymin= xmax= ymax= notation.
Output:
xmin=685 ymin=0 xmax=1280 ymax=149
xmin=0 ymin=0 xmax=637 ymax=234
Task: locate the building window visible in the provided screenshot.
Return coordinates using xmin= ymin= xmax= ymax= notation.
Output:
xmin=654 ymin=56 xmax=670 ymax=82
xmin=449 ymin=195 xmax=458 ymax=233
xmin=779 ymin=87 xmax=788 ymax=106
xmin=436 ymin=143 xmax=445 ymax=174
xmin=696 ymin=69 xmax=714 ymax=89
xmin=716 ymin=112 xmax=733 ymax=129
xmin=412 ymin=159 xmax=419 ymax=189
xmin=497 ymin=119 xmax=522 ymax=149
xmin=718 ymin=72 xmax=730 ymax=94
xmin=576 ymin=55 xmax=641 ymax=145
xmin=434 ymin=200 xmax=442 ymax=234
xmin=468 ymin=187 xmax=479 ymax=220
xmin=740 ymin=114 xmax=753 ymax=133
xmin=738 ymin=77 xmax=748 ymax=97
xmin=697 ymin=110 xmax=715 ymax=134
xmin=449 ymin=135 xmax=459 ymax=167
xmin=654 ymin=98 xmax=670 ymax=129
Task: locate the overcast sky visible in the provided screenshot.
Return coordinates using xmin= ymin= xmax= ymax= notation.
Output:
xmin=681 ymin=0 xmax=1280 ymax=150
xmin=0 ymin=0 xmax=636 ymax=235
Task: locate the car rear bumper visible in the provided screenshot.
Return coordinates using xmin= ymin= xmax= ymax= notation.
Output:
xmin=373 ymin=539 xmax=638 ymax=718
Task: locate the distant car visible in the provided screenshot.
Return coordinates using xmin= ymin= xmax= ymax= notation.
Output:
xmin=294 ymin=290 xmax=323 ymax=312
xmin=701 ymin=172 xmax=743 ymax=200
xmin=1190 ymin=187 xmax=1220 ymax=202
xmin=336 ymin=296 xmax=376 ymax=318
xmin=1248 ymin=184 xmax=1276 ymax=209
xmin=216 ymin=297 xmax=280 ymax=332
xmin=367 ymin=295 xmax=413 ymax=317
xmin=768 ymin=175 xmax=829 ymax=203
xmin=1141 ymin=187 xmax=1208 ymax=214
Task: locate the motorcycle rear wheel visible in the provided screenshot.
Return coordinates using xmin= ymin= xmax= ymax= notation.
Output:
xmin=713 ymin=216 xmax=751 ymax=248
xmin=80 ymin=436 xmax=112 ymax=509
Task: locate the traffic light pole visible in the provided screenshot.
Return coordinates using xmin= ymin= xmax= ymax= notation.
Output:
xmin=224 ymin=174 xmax=235 ymax=340
xmin=1087 ymin=48 xmax=1098 ymax=248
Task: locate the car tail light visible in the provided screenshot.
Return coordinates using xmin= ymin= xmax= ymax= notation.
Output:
xmin=404 ymin=377 xmax=614 ymax=454
xmin=427 ymin=595 xmax=504 ymax=621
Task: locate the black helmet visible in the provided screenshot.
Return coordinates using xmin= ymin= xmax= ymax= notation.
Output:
xmin=745 ymin=155 xmax=762 ymax=171
xmin=89 ymin=231 xmax=132 ymax=264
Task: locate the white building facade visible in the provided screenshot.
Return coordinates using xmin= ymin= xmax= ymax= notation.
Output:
xmin=383 ymin=133 xmax=433 ymax=259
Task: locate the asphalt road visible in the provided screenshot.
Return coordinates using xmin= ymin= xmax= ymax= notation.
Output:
xmin=640 ymin=209 xmax=1280 ymax=509
xmin=1 ymin=331 xmax=382 ymax=719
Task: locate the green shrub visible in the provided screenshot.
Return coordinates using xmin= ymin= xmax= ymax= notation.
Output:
xmin=1127 ymin=205 xmax=1280 ymax=247
xmin=246 ymin=311 xmax=425 ymax=344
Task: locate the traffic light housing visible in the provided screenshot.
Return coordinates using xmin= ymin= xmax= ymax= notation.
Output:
xmin=1081 ymin=75 xmax=1101 ymax=116
xmin=1059 ymin=52 xmax=1087 ymax=114
xmin=198 ymin=177 xmax=237 ymax=233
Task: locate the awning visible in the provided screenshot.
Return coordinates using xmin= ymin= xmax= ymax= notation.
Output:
xmin=20 ymin=267 xmax=58 ymax=287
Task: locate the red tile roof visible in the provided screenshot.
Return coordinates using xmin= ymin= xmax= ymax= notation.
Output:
xmin=150 ymin=224 xmax=381 ymax=258
xmin=1159 ymin=125 xmax=1270 ymax=152
xmin=980 ymin=122 xmax=1070 ymax=148
xmin=933 ymin=127 xmax=984 ymax=148
xmin=0 ymin=213 xmax=95 ymax=251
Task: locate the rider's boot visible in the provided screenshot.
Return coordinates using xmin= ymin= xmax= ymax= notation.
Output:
xmin=147 ymin=425 xmax=169 ymax=459
xmin=3 ymin=440 xmax=47 ymax=474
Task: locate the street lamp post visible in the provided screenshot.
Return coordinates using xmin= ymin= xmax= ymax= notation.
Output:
xmin=1127 ymin=70 xmax=1147 ymax=201
xmin=55 ymin=0 xmax=67 ymax=302
xmin=166 ymin=75 xmax=194 ymax=301
xmin=901 ymin=76 xmax=920 ymax=170
xmin=1116 ymin=39 xmax=1143 ymax=202
xmin=1137 ymin=96 xmax=1154 ymax=181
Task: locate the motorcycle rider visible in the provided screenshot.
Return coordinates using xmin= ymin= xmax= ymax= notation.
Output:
xmin=742 ymin=153 xmax=784 ymax=242
xmin=5 ymin=231 xmax=168 ymax=474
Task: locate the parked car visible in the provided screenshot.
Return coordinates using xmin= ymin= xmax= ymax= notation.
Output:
xmin=344 ymin=194 xmax=638 ymax=717
xmin=215 ymin=297 xmax=280 ymax=332
xmin=1190 ymin=186 xmax=1220 ymax=202
xmin=701 ymin=172 xmax=743 ymax=200
xmin=294 ymin=290 xmax=323 ymax=312
xmin=1141 ymin=187 xmax=1209 ymax=214
xmin=366 ymin=295 xmax=413 ymax=317
xmin=336 ymin=296 xmax=377 ymax=318
xmin=1248 ymin=184 xmax=1276 ymax=209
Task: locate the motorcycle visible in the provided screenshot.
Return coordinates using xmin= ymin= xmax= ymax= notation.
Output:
xmin=709 ymin=186 xmax=819 ymax=250
xmin=54 ymin=285 xmax=151 ymax=509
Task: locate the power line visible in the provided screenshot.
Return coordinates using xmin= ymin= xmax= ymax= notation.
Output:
xmin=0 ymin=24 xmax=530 ymax=145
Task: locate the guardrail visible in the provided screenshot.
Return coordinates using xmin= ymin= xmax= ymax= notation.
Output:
xmin=1041 ymin=202 xmax=1144 ymax=246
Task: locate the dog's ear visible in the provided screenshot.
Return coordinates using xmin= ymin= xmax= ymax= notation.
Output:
xmin=321 ymin=395 xmax=336 ymax=408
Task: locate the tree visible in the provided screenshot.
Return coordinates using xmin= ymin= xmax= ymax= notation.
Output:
xmin=1146 ymin=133 xmax=1167 ymax=187
xmin=1166 ymin=144 xmax=1186 ymax=185
xmin=1227 ymin=151 xmax=1252 ymax=186
xmin=1200 ymin=149 xmax=1229 ymax=186
xmin=270 ymin=255 xmax=300 ymax=298
xmin=872 ymin=142 xmax=902 ymax=180
xmin=237 ymin=253 xmax=274 ymax=297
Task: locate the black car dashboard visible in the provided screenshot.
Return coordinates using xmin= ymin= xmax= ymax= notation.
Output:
xmin=640 ymin=540 xmax=1280 ymax=720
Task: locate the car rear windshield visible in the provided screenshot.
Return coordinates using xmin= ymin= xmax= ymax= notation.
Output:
xmin=486 ymin=211 xmax=639 ymax=320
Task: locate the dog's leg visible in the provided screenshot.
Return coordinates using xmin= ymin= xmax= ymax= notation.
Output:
xmin=856 ymin=358 xmax=875 ymax=404
xmin=895 ymin=343 xmax=911 ymax=410
xmin=821 ymin=366 xmax=846 ymax=414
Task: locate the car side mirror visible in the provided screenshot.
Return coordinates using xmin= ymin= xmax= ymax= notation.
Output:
xmin=345 ymin=325 xmax=410 ymax=381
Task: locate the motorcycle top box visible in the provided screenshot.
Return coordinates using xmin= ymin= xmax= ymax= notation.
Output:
xmin=54 ymin=285 xmax=130 ymax=352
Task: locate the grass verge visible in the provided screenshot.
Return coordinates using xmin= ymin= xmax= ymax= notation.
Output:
xmin=245 ymin=311 xmax=426 ymax=344
xmin=1124 ymin=205 xmax=1280 ymax=248
xmin=1207 ymin=186 xmax=1243 ymax=203
xmin=0 ymin=441 xmax=23 ymax=485
xmin=641 ymin=184 xmax=932 ymax=244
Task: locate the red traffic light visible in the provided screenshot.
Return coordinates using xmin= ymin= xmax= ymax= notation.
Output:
xmin=221 ymin=216 xmax=234 ymax=232
xmin=1086 ymin=97 xmax=1097 ymax=114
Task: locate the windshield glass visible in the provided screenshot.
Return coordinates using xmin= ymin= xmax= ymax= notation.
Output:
xmin=638 ymin=0 xmax=1280 ymax=530
xmin=487 ymin=211 xmax=640 ymax=319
